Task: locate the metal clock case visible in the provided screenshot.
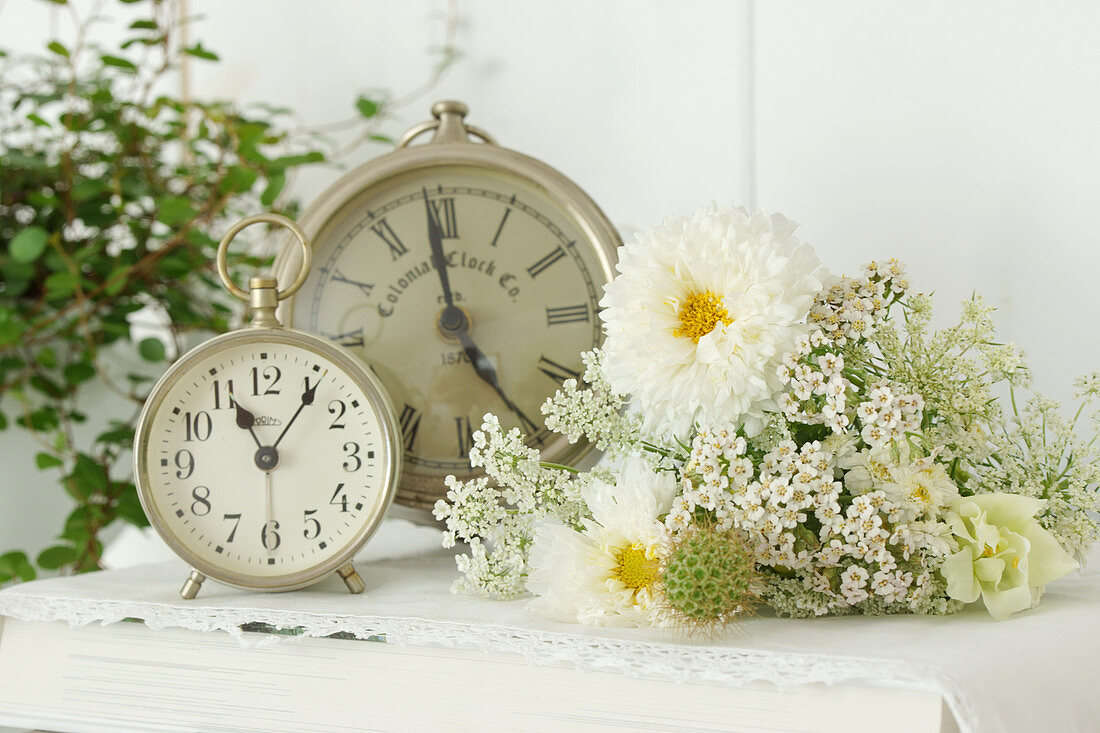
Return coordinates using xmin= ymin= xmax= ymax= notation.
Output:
xmin=134 ymin=215 xmax=402 ymax=599
xmin=275 ymin=100 xmax=622 ymax=510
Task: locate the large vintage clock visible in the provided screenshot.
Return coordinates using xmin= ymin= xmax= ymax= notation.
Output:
xmin=274 ymin=101 xmax=621 ymax=509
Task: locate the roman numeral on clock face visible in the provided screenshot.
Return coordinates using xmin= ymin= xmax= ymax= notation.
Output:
xmin=398 ymin=403 xmax=422 ymax=452
xmin=526 ymin=245 xmax=566 ymax=278
xmin=429 ymin=198 xmax=459 ymax=238
xmin=489 ymin=208 xmax=511 ymax=247
xmin=323 ymin=327 xmax=364 ymax=348
xmin=537 ymin=355 xmax=581 ymax=383
xmin=545 ymin=304 xmax=589 ymax=326
xmin=454 ymin=416 xmax=475 ymax=458
xmin=331 ymin=269 xmax=374 ymax=298
xmin=370 ymin=218 xmax=408 ymax=261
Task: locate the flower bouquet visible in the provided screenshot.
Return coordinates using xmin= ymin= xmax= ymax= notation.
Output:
xmin=434 ymin=203 xmax=1098 ymax=631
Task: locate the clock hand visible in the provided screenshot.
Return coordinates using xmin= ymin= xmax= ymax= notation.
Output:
xmin=265 ymin=470 xmax=275 ymax=558
xmin=272 ymin=376 xmax=319 ymax=450
xmin=231 ymin=390 xmax=263 ymax=449
xmin=424 ymin=188 xmax=470 ymax=336
xmin=424 ymin=188 xmax=455 ymax=307
xmin=456 ymin=330 xmax=539 ymax=436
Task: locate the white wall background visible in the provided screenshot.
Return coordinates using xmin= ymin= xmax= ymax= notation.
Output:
xmin=1 ymin=0 xmax=1098 ymax=558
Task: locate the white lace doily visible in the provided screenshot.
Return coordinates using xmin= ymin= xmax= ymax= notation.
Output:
xmin=3 ymin=523 xmax=1099 ymax=733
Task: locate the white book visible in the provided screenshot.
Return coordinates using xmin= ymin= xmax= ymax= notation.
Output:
xmin=0 ymin=523 xmax=1094 ymax=732
xmin=0 ymin=615 xmax=955 ymax=733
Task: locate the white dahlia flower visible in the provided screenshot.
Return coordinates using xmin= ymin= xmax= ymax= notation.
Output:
xmin=599 ymin=203 xmax=826 ymax=436
xmin=526 ymin=458 xmax=676 ymax=627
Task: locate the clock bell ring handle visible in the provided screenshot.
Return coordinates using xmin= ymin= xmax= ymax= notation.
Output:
xmin=216 ymin=212 xmax=312 ymax=329
xmin=396 ymin=100 xmax=499 ymax=148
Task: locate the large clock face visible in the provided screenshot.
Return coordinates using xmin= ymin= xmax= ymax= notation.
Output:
xmin=293 ymin=164 xmax=610 ymax=478
xmin=139 ymin=336 xmax=393 ymax=581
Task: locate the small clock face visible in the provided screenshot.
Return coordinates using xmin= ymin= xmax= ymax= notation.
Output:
xmin=293 ymin=164 xmax=613 ymax=480
xmin=137 ymin=333 xmax=395 ymax=583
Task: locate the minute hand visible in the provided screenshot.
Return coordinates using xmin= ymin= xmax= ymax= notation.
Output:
xmin=424 ymin=188 xmax=455 ymax=307
xmin=457 ymin=331 xmax=538 ymax=436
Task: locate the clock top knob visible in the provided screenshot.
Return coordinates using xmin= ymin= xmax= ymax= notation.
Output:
xmin=431 ymin=100 xmax=468 ymax=119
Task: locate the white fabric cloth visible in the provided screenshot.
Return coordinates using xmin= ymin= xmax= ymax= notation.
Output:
xmin=2 ymin=522 xmax=1099 ymax=733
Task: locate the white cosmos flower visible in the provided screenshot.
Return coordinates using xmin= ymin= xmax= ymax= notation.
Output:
xmin=599 ymin=203 xmax=826 ymax=437
xmin=526 ymin=458 xmax=676 ymax=627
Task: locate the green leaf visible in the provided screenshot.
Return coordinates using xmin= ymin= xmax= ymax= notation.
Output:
xmin=71 ymin=178 xmax=108 ymax=201
xmin=30 ymin=374 xmax=64 ymax=399
xmin=43 ymin=270 xmax=78 ymax=298
xmin=218 ymin=165 xmax=258 ymax=194
xmin=20 ymin=406 xmax=60 ymax=432
xmin=100 ymin=54 xmax=137 ymax=72
xmin=103 ymin=264 xmax=132 ymax=296
xmin=36 ymin=347 xmax=57 ymax=368
xmin=355 ymin=96 xmax=380 ymax=119
xmin=0 ymin=552 xmax=36 ymax=583
xmin=155 ymin=196 xmax=194 ymax=226
xmin=9 ymin=226 xmax=49 ymax=263
xmin=27 ymin=113 xmax=50 ymax=127
xmin=36 ymin=452 xmax=64 ymax=469
xmin=129 ymin=19 xmax=158 ymax=30
xmin=116 ymin=486 xmax=149 ymax=527
xmin=66 ymin=453 xmax=108 ymax=499
xmin=36 ymin=545 xmax=77 ymax=570
xmin=260 ymin=171 xmax=286 ymax=206
xmin=63 ymin=361 xmax=96 ymax=386
xmin=138 ymin=337 xmax=166 ymax=362
xmin=0 ymin=309 xmax=26 ymax=346
xmin=47 ymin=41 xmax=69 ymax=57
xmin=269 ymin=151 xmax=325 ymax=171
xmin=183 ymin=42 xmax=218 ymax=61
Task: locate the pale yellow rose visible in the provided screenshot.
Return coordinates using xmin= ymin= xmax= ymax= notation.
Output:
xmin=940 ymin=493 xmax=1078 ymax=620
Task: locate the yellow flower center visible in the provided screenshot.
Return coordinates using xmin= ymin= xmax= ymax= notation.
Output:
xmin=909 ymin=484 xmax=931 ymax=505
xmin=673 ymin=290 xmax=732 ymax=343
xmin=613 ymin=543 xmax=659 ymax=590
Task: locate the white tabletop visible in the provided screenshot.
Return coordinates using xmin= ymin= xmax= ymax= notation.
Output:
xmin=1 ymin=521 xmax=1098 ymax=733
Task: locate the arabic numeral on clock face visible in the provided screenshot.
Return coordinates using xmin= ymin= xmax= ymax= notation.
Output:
xmin=184 ymin=411 xmax=212 ymax=442
xmin=343 ymin=442 xmax=362 ymax=472
xmin=329 ymin=399 xmax=346 ymax=429
xmin=330 ymin=483 xmax=349 ymax=512
xmin=303 ymin=509 xmax=321 ymax=539
xmin=190 ymin=486 xmax=211 ymax=516
xmin=222 ymin=513 xmax=241 ymax=542
xmin=251 ymin=365 xmax=282 ymax=396
xmin=262 ymin=520 xmax=281 ymax=551
xmin=174 ymin=449 xmax=194 ymax=479
xmin=212 ymin=380 xmax=236 ymax=410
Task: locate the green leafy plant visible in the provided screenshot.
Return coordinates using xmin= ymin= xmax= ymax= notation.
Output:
xmin=0 ymin=0 xmax=457 ymax=581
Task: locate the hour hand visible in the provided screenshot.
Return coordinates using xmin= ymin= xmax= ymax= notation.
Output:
xmin=232 ymin=393 xmax=263 ymax=448
xmin=457 ymin=332 xmax=538 ymax=435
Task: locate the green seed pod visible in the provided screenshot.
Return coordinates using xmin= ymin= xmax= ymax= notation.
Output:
xmin=660 ymin=523 xmax=758 ymax=634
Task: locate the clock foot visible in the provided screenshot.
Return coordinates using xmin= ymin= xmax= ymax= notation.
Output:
xmin=180 ymin=570 xmax=206 ymax=600
xmin=336 ymin=562 xmax=365 ymax=594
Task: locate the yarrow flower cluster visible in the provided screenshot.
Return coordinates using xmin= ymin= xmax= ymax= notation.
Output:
xmin=809 ymin=259 xmax=908 ymax=346
xmin=437 ymin=202 xmax=1096 ymax=631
